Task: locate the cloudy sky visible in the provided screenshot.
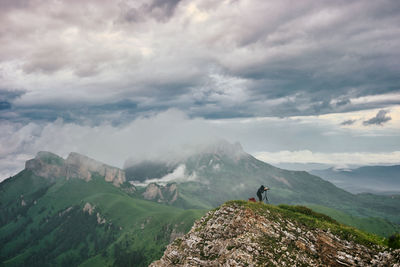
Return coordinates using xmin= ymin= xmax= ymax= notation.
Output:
xmin=1 ymin=0 xmax=400 ymax=180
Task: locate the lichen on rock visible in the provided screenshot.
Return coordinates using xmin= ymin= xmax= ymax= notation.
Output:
xmin=151 ymin=201 xmax=400 ymax=266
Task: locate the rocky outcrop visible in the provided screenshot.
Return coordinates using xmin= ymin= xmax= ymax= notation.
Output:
xmin=143 ymin=183 xmax=163 ymax=200
xmin=25 ymin=151 xmax=66 ymax=181
xmin=65 ymin=152 xmax=125 ymax=186
xmin=151 ymin=202 xmax=400 ymax=266
xmin=83 ymin=202 xmax=95 ymax=215
xmin=25 ymin=151 xmax=126 ymax=186
xmin=143 ymin=183 xmax=179 ymax=204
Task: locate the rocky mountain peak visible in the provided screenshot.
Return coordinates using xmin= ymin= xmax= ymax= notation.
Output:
xmin=25 ymin=151 xmax=125 ymax=186
xmin=151 ymin=201 xmax=400 ymax=266
xmin=25 ymin=151 xmax=66 ymax=180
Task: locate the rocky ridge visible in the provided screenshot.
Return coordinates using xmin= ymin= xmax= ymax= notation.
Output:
xmin=151 ymin=201 xmax=400 ymax=266
xmin=25 ymin=151 xmax=126 ymax=186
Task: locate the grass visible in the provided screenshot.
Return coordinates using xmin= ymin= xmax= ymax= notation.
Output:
xmin=224 ymin=200 xmax=386 ymax=249
xmin=0 ymin=174 xmax=206 ymax=267
xmin=306 ymin=204 xmax=400 ymax=237
xmin=37 ymin=152 xmax=64 ymax=166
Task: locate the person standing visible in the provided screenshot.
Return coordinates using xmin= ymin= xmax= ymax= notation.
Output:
xmin=257 ymin=185 xmax=269 ymax=202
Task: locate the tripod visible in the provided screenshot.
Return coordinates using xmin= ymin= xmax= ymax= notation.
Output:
xmin=263 ymin=190 xmax=269 ymax=203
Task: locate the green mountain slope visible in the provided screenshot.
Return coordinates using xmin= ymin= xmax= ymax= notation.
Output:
xmin=129 ymin=141 xmax=400 ymax=235
xmin=0 ymin=154 xmax=205 ymax=267
xmin=307 ymin=204 xmax=400 ymax=237
xmin=2 ymin=145 xmax=400 ymax=266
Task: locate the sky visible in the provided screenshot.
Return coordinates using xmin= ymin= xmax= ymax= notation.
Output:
xmin=1 ymin=0 xmax=400 ymax=180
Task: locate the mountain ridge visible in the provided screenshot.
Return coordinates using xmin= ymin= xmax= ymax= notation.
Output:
xmin=123 ymin=142 xmax=400 ymax=236
xmin=24 ymin=151 xmax=126 ymax=186
xmin=10 ymin=147 xmax=400 ymax=232
xmin=0 ymin=155 xmax=203 ymax=266
xmin=151 ymin=201 xmax=400 ymax=266
xmin=1 ymin=146 xmax=400 ymax=266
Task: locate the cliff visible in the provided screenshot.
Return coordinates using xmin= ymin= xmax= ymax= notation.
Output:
xmin=151 ymin=201 xmax=400 ymax=266
xmin=25 ymin=151 xmax=126 ymax=186
xmin=142 ymin=183 xmax=179 ymax=204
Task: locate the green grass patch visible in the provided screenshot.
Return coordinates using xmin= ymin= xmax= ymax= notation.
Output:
xmin=388 ymin=233 xmax=400 ymax=249
xmin=224 ymin=200 xmax=386 ymax=249
xmin=307 ymin=204 xmax=400 ymax=237
xmin=278 ymin=204 xmax=338 ymax=225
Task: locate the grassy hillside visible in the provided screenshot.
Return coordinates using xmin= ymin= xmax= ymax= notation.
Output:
xmin=172 ymin=152 xmax=400 ymax=228
xmin=307 ymin=204 xmax=400 ymax=237
xmin=0 ymin=172 xmax=205 ymax=267
xmin=128 ymin=148 xmax=400 ymax=237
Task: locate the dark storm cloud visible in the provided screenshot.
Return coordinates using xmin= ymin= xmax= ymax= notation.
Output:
xmin=336 ymin=98 xmax=351 ymax=107
xmin=340 ymin=119 xmax=356 ymax=126
xmin=0 ymin=0 xmax=30 ymax=11
xmin=363 ymin=110 xmax=392 ymax=126
xmin=1 ymin=100 xmax=140 ymax=126
xmin=0 ymin=101 xmax=11 ymax=110
xmin=0 ymin=0 xmax=400 ymax=123
xmin=0 ymin=89 xmax=25 ymax=100
xmin=0 ymin=89 xmax=25 ymax=110
xmin=121 ymin=0 xmax=182 ymax=23
xmin=148 ymin=0 xmax=182 ymax=21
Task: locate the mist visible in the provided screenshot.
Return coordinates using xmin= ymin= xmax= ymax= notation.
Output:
xmin=1 ymin=107 xmax=400 ymax=181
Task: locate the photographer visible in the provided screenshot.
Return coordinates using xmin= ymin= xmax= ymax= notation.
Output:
xmin=256 ymin=185 xmax=269 ymax=203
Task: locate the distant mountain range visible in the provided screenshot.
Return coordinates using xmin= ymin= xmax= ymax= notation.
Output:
xmin=126 ymin=141 xmax=400 ymax=227
xmin=311 ymin=165 xmax=400 ymax=195
xmin=1 ymin=141 xmax=400 ymax=266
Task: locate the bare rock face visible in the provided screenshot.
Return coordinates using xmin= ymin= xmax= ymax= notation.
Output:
xmin=151 ymin=202 xmax=400 ymax=267
xmin=143 ymin=183 xmax=179 ymax=204
xmin=65 ymin=152 xmax=126 ymax=186
xmin=143 ymin=183 xmax=163 ymax=200
xmin=25 ymin=151 xmax=126 ymax=187
xmin=25 ymin=151 xmax=66 ymax=181
xmin=83 ymin=202 xmax=95 ymax=215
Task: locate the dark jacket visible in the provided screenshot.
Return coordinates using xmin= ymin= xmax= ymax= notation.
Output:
xmin=257 ymin=185 xmax=265 ymax=195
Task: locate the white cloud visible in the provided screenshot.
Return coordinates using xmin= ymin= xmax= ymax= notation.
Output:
xmin=350 ymin=93 xmax=400 ymax=106
xmin=0 ymin=110 xmax=218 ymax=180
xmin=1 ymin=107 xmax=399 ymax=181
xmin=131 ymin=164 xmax=198 ymax=186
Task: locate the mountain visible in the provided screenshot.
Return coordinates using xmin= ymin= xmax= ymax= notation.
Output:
xmin=24 ymin=151 xmax=125 ymax=186
xmin=151 ymin=201 xmax=400 ymax=266
xmin=0 ymin=152 xmax=204 ymax=267
xmin=2 ymin=144 xmax=400 ymax=266
xmin=126 ymin=141 xmax=400 ymax=236
xmin=311 ymin=165 xmax=400 ymax=194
